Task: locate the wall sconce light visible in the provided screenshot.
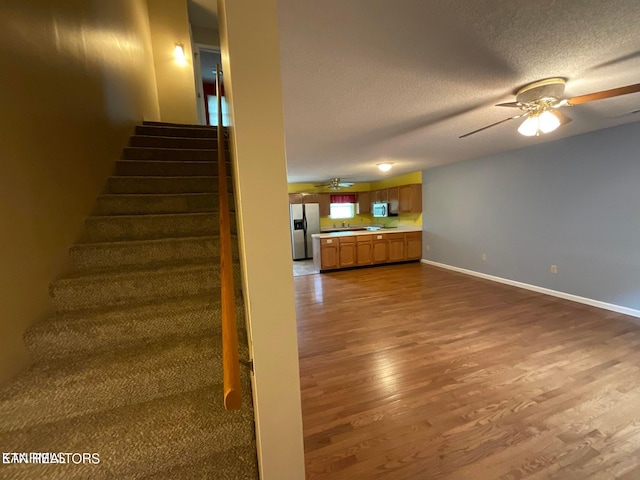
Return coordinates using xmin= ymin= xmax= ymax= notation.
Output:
xmin=377 ymin=163 xmax=394 ymax=172
xmin=174 ymin=43 xmax=187 ymax=66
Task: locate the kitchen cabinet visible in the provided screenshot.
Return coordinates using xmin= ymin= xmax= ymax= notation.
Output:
xmin=339 ymin=236 xmax=356 ymax=268
xmin=372 ymin=234 xmax=388 ymax=263
xmin=319 ymin=238 xmax=339 ymax=270
xmin=356 ymin=236 xmax=372 ymax=265
xmin=288 ymin=193 xmax=303 ymax=204
xmin=388 ymin=234 xmax=406 ymax=262
xmin=304 ymin=193 xmax=330 ymax=217
xmin=388 ymin=187 xmax=399 ymax=215
xmin=406 ymin=232 xmax=422 ymax=260
xmin=399 ymin=184 xmax=422 ymax=213
xmin=372 ymin=189 xmax=388 ymax=204
xmin=357 ymin=191 xmax=371 ymax=214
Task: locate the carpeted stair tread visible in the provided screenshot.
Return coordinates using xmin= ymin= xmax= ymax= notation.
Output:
xmin=142 ymin=445 xmax=259 ymax=480
xmin=84 ymin=212 xmax=236 ymax=242
xmin=107 ymin=176 xmax=218 ymax=194
xmin=50 ymin=261 xmax=242 ymax=312
xmin=95 ymin=192 xmax=234 ymax=216
xmin=115 ymin=160 xmax=218 ymax=176
xmin=0 ymin=383 xmax=257 ymax=480
xmin=122 ymin=147 xmax=218 ymax=161
xmin=24 ymin=296 xmax=248 ymax=363
xmin=0 ymin=335 xmax=252 ymax=431
xmin=69 ymin=235 xmax=239 ymax=270
xmin=135 ymin=124 xmax=218 ymax=138
xmin=143 ymin=120 xmax=218 ymax=129
xmin=129 ymin=135 xmax=219 ymax=150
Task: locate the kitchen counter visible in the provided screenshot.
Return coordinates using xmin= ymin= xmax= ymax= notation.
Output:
xmin=312 ymin=227 xmax=423 ymax=272
xmin=313 ymin=226 xmax=422 ymax=239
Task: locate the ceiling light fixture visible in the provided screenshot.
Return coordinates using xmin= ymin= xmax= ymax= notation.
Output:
xmin=517 ymin=110 xmax=561 ymax=137
xmin=377 ymin=162 xmax=394 ymax=172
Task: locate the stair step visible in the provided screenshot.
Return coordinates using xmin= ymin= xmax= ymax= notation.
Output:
xmin=0 ymin=336 xmax=240 ymax=430
xmin=115 ymin=160 xmax=221 ymax=176
xmin=24 ymin=296 xmax=248 ymax=363
xmin=70 ymin=236 xmax=239 ymax=270
xmin=0 ymin=383 xmax=257 ymax=479
xmin=84 ymin=212 xmax=236 ymax=242
xmin=129 ymin=135 xmax=219 ymax=150
xmin=94 ymin=193 xmax=234 ymax=215
xmin=122 ymin=147 xmax=220 ymax=161
xmin=135 ymin=124 xmax=218 ymax=138
xmin=143 ymin=445 xmax=259 ymax=480
xmin=49 ymin=262 xmax=242 ymax=312
xmin=107 ymin=176 xmax=218 ymax=194
xmin=143 ymin=120 xmax=218 ymax=130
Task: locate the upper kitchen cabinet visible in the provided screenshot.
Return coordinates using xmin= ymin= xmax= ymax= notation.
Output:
xmin=357 ymin=191 xmax=371 ymax=214
xmin=288 ymin=193 xmax=303 ymax=204
xmin=372 ymin=189 xmax=388 ymax=204
xmin=388 ymin=187 xmax=399 ymax=215
xmin=399 ymin=184 xmax=422 ymax=213
xmin=304 ymin=193 xmax=330 ymax=217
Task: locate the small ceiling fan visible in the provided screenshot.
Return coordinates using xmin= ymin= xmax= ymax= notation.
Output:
xmin=314 ymin=177 xmax=355 ymax=190
xmin=460 ymin=78 xmax=640 ymax=138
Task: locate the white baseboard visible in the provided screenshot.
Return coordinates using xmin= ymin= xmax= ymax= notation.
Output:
xmin=420 ymin=259 xmax=640 ymax=320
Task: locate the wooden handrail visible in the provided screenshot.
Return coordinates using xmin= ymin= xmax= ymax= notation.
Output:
xmin=216 ymin=64 xmax=242 ymax=411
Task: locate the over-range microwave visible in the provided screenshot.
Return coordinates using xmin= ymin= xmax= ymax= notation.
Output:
xmin=372 ymin=202 xmax=395 ymax=217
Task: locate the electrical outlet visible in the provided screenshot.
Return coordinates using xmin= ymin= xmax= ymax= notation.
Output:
xmin=550 ymin=265 xmax=558 ymax=274
xmin=482 ymin=253 xmax=487 ymax=261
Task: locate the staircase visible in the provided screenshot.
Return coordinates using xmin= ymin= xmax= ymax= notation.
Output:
xmin=0 ymin=122 xmax=259 ymax=479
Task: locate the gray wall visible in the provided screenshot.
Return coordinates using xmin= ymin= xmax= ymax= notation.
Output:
xmin=422 ymin=121 xmax=640 ymax=311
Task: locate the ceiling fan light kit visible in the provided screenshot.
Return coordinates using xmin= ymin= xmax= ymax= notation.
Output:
xmin=517 ymin=110 xmax=561 ymax=136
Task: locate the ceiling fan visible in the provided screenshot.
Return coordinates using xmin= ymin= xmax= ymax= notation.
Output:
xmin=314 ymin=177 xmax=355 ymax=190
xmin=460 ymin=78 xmax=640 ymax=138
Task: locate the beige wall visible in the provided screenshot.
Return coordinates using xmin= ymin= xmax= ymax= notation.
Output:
xmin=0 ymin=0 xmax=160 ymax=383
xmin=147 ymin=0 xmax=198 ymax=124
xmin=218 ymin=0 xmax=306 ymax=478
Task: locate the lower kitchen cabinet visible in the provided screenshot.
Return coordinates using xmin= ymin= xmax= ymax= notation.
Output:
xmin=406 ymin=232 xmax=422 ymax=260
xmin=372 ymin=234 xmax=388 ymax=264
xmin=319 ymin=238 xmax=339 ymax=270
xmin=314 ymin=230 xmax=422 ymax=272
xmin=339 ymin=236 xmax=356 ymax=268
xmin=356 ymin=236 xmax=372 ymax=265
xmin=388 ymin=234 xmax=406 ymax=262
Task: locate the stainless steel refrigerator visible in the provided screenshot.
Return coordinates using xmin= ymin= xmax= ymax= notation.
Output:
xmin=290 ymin=203 xmax=320 ymax=260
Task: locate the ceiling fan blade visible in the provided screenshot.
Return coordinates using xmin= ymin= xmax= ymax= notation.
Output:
xmin=459 ymin=113 xmax=526 ymax=139
xmin=495 ymin=102 xmax=521 ymax=108
xmin=553 ymin=109 xmax=572 ymax=125
xmin=566 ymin=82 xmax=640 ymax=106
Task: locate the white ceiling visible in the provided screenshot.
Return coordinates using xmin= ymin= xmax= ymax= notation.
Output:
xmin=189 ymin=1 xmax=640 ymax=184
xmin=187 ymin=0 xmax=217 ymax=28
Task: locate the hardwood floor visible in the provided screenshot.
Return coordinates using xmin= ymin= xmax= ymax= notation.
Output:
xmin=295 ymin=263 xmax=640 ymax=479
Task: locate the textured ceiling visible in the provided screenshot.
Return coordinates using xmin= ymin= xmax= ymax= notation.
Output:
xmin=276 ymin=0 xmax=640 ymax=183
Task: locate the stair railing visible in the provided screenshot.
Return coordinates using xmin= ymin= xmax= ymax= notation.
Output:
xmin=216 ymin=64 xmax=242 ymax=411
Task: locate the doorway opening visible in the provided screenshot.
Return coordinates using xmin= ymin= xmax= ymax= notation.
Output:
xmin=193 ymin=45 xmax=230 ymax=126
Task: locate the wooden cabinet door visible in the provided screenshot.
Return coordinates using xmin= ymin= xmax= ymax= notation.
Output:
xmin=339 ymin=237 xmax=356 ymax=267
xmin=320 ymin=239 xmax=339 ymax=270
xmin=388 ymin=234 xmax=406 ymax=262
xmin=356 ymin=237 xmax=372 ymax=265
xmin=289 ymin=193 xmax=303 ymax=204
xmin=372 ymin=189 xmax=388 ymax=203
xmin=305 ymin=193 xmax=330 ymax=217
xmin=399 ymin=184 xmax=422 ymax=213
xmin=372 ymin=234 xmax=388 ymax=263
xmin=357 ymin=191 xmax=371 ymax=214
xmin=388 ymin=187 xmax=399 ymax=215
xmin=406 ymin=232 xmax=422 ymax=260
